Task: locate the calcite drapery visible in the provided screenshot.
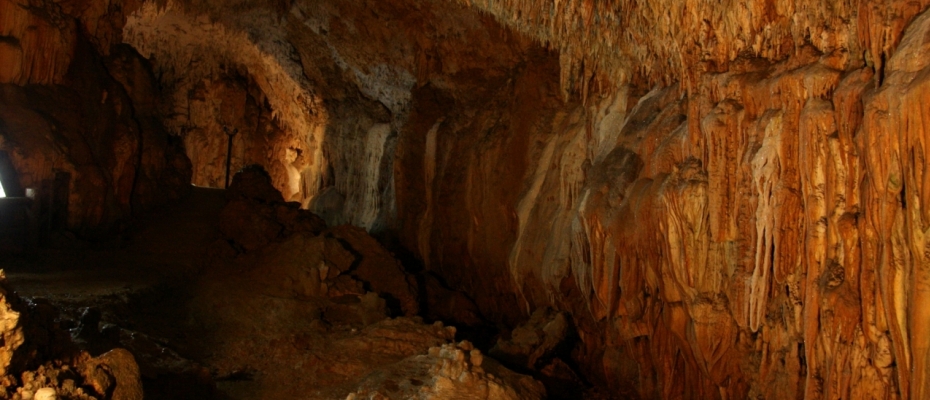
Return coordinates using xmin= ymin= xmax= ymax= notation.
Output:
xmin=4 ymin=0 xmax=930 ymax=397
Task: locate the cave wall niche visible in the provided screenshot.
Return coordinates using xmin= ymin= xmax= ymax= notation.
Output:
xmin=178 ymin=70 xmax=316 ymax=199
xmin=119 ymin=0 xmax=507 ymax=234
xmin=122 ymin=3 xmax=328 ymax=203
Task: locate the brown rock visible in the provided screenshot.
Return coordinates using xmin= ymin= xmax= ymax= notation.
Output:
xmin=8 ymin=0 xmax=930 ymax=397
xmin=349 ymin=341 xmax=547 ymax=400
xmin=226 ymin=165 xmax=284 ymax=203
xmin=420 ymin=273 xmax=485 ymax=327
xmin=217 ymin=198 xmax=282 ymax=251
xmin=79 ymin=349 xmax=143 ymax=400
xmin=218 ymin=167 xmax=328 ymax=252
xmin=0 ymin=271 xmax=23 ymax=377
xmin=0 ymin=21 xmax=189 ymax=238
xmin=274 ymin=202 xmax=327 ymax=236
xmin=491 ymin=308 xmax=571 ymax=370
xmin=539 ymin=358 xmax=583 ymax=399
xmin=327 ymin=225 xmax=420 ymax=317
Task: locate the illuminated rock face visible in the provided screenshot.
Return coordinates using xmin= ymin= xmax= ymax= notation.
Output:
xmin=0 ymin=272 xmax=23 ymax=378
xmin=5 ymin=0 xmax=930 ymax=398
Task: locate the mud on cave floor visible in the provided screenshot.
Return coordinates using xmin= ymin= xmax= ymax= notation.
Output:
xmin=0 ymin=186 xmax=609 ymax=399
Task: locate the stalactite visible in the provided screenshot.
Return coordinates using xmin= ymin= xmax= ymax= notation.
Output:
xmin=7 ymin=0 xmax=930 ymax=397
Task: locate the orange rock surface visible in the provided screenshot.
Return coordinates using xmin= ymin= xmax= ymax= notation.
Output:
xmin=4 ymin=0 xmax=930 ymax=398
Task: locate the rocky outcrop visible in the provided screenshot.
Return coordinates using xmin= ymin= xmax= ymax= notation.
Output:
xmin=77 ymin=349 xmax=143 ymax=400
xmin=0 ymin=0 xmax=138 ymax=86
xmin=419 ymin=4 xmax=930 ymax=398
xmin=379 ymin=3 xmax=930 ymax=399
xmin=6 ymin=0 xmax=930 ymax=398
xmin=192 ymin=183 xmax=540 ymax=397
xmin=218 ymin=165 xmax=325 ymax=251
xmin=348 ymin=341 xmax=546 ymax=400
xmin=490 ymin=308 xmax=571 ymax=372
xmin=215 ymin=167 xmax=418 ymax=316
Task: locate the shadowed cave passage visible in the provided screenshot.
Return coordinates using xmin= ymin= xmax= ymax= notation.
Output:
xmin=3 ymin=0 xmax=930 ymax=399
xmin=0 ymin=151 xmax=21 ymax=198
xmin=0 ymin=151 xmax=37 ymax=254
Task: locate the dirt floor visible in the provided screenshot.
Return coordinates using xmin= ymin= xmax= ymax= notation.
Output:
xmin=1 ymin=187 xmax=227 ymax=398
xmin=3 ymin=187 xmax=223 ymax=299
xmin=0 ymin=186 xmax=607 ymax=399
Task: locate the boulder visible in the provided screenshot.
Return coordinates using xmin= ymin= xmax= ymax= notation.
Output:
xmin=490 ymin=308 xmax=571 ymax=369
xmin=79 ymin=348 xmax=143 ymax=400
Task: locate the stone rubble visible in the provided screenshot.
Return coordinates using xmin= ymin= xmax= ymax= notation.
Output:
xmin=348 ymin=340 xmax=546 ymax=400
xmin=0 ymin=273 xmax=144 ymax=400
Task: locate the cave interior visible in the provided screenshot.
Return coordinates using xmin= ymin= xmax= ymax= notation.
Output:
xmin=1 ymin=0 xmax=930 ymax=399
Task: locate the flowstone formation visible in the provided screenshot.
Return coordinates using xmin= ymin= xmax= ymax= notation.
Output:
xmin=5 ymin=0 xmax=930 ymax=398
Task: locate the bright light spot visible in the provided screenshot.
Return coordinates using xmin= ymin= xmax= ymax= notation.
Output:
xmin=0 ymin=181 xmax=5 ymax=198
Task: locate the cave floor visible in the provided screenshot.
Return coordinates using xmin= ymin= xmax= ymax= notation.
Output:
xmin=0 ymin=187 xmax=457 ymax=399
xmin=2 ymin=187 xmax=224 ymax=311
xmin=0 ymin=187 xmax=228 ymax=397
xmin=0 ymin=187 xmax=614 ymax=399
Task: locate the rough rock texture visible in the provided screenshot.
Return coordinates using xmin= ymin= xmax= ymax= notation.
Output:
xmin=0 ymin=0 xmax=138 ymax=86
xmin=0 ymin=3 xmax=191 ymax=237
xmin=10 ymin=362 xmax=98 ymax=400
xmin=0 ymin=272 xmax=24 ymax=378
xmin=123 ymin=1 xmax=331 ymax=197
xmin=0 ymin=271 xmax=146 ymax=400
xmin=490 ymin=308 xmax=571 ymax=371
xmin=78 ymin=349 xmax=143 ymax=400
xmin=190 ymin=212 xmax=536 ymax=398
xmin=2 ymin=336 xmax=146 ymax=400
xmin=352 ymin=3 xmax=930 ymax=399
xmin=218 ymin=165 xmax=326 ymax=250
xmin=348 ymin=341 xmax=546 ymax=400
xmin=6 ymin=0 xmax=930 ymax=398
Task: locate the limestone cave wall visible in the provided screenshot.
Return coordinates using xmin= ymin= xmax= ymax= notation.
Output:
xmin=2 ymin=0 xmax=930 ymax=398
xmin=1 ymin=0 xmax=190 ymax=236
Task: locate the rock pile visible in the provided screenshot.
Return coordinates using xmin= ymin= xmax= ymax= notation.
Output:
xmin=348 ymin=340 xmax=546 ymax=400
xmin=183 ymin=167 xmax=544 ymax=398
xmin=219 ymin=165 xmax=327 ymax=251
xmin=0 ymin=272 xmax=144 ymax=400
